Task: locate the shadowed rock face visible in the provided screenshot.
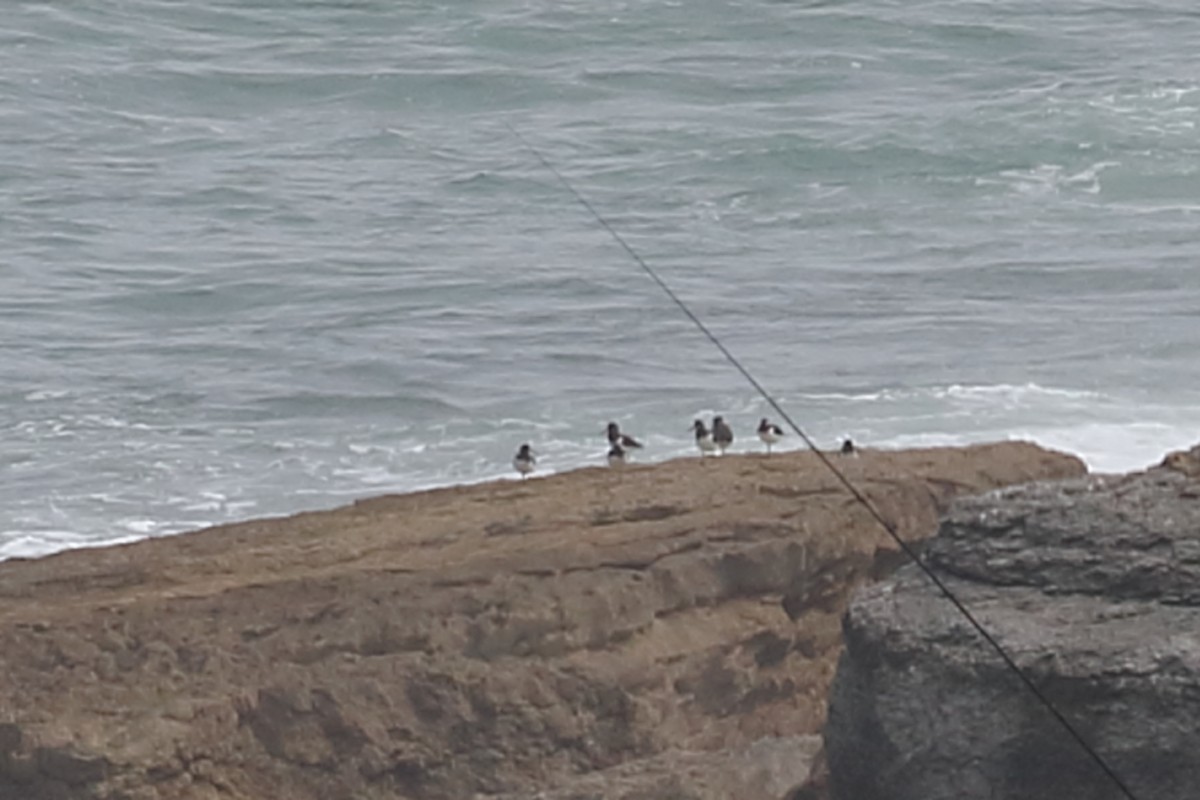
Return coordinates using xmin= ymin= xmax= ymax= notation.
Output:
xmin=0 ymin=443 xmax=1082 ymax=800
xmin=826 ymin=447 xmax=1200 ymax=800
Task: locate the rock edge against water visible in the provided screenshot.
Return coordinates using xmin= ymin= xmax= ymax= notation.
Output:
xmin=826 ymin=444 xmax=1200 ymax=800
xmin=0 ymin=442 xmax=1083 ymax=800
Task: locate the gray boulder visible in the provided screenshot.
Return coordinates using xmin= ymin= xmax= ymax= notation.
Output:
xmin=825 ymin=451 xmax=1200 ymax=800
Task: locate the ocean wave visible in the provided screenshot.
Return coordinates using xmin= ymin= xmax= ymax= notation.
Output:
xmin=798 ymin=383 xmax=1104 ymax=404
xmin=933 ymin=383 xmax=1103 ymax=402
xmin=5 ymin=0 xmax=1200 ymax=564
xmin=976 ymin=161 xmax=1121 ymax=197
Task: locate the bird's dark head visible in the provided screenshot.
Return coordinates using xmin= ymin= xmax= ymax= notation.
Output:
xmin=713 ymin=415 xmax=724 ymax=425
xmin=606 ymin=421 xmax=619 ymax=434
xmin=518 ymin=443 xmax=533 ymax=457
xmin=692 ymin=419 xmax=706 ymax=432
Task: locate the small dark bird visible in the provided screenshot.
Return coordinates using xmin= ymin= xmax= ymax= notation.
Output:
xmin=692 ymin=419 xmax=718 ymax=455
xmin=607 ymin=443 xmax=626 ymax=468
xmin=712 ymin=415 xmax=734 ymax=454
xmin=840 ymin=438 xmax=856 ymax=456
xmin=606 ymin=421 xmax=643 ymax=450
xmin=513 ymin=443 xmax=536 ymax=478
xmin=757 ymin=418 xmax=784 ymax=454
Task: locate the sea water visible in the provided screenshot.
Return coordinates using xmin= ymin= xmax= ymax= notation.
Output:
xmin=3 ymin=0 xmax=1200 ymax=558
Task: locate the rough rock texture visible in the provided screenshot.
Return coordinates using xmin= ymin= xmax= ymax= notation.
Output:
xmin=0 ymin=442 xmax=1082 ymax=800
xmin=826 ymin=445 xmax=1200 ymax=800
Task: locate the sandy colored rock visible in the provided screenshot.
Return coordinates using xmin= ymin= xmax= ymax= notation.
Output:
xmin=0 ymin=442 xmax=1083 ymax=799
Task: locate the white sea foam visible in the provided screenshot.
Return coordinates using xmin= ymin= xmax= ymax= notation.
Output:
xmin=181 ymin=501 xmax=223 ymax=513
xmin=0 ymin=530 xmax=144 ymax=561
xmin=24 ymin=389 xmax=70 ymax=402
xmin=797 ymin=384 xmax=1103 ymax=406
xmin=933 ymin=383 xmax=1103 ymax=405
xmin=1010 ymin=423 xmax=1187 ymax=474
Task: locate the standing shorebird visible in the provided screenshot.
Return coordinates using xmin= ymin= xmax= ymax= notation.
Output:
xmin=607 ymin=443 xmax=626 ymax=468
xmin=692 ymin=419 xmax=718 ymax=456
xmin=512 ymin=443 xmax=536 ymax=478
xmin=840 ymin=438 xmax=856 ymax=456
xmin=712 ymin=416 xmax=734 ymax=455
xmin=757 ymin=418 xmax=784 ymax=454
xmin=606 ymin=422 xmax=643 ymax=450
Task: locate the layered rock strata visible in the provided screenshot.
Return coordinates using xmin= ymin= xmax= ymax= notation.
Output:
xmin=826 ymin=446 xmax=1200 ymax=800
xmin=0 ymin=443 xmax=1082 ymax=800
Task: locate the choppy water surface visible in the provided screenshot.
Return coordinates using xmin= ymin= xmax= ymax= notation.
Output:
xmin=4 ymin=0 xmax=1200 ymax=557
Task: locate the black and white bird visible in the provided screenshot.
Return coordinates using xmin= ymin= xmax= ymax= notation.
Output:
xmin=607 ymin=443 xmax=626 ymax=468
xmin=712 ymin=416 xmax=734 ymax=455
xmin=513 ymin=443 xmax=536 ymax=478
xmin=692 ymin=419 xmax=719 ymax=456
xmin=606 ymin=422 xmax=643 ymax=450
xmin=757 ymin=418 xmax=784 ymax=454
xmin=840 ymin=438 xmax=856 ymax=456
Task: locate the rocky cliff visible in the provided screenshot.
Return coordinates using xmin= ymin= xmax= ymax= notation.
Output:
xmin=0 ymin=442 xmax=1083 ymax=800
xmin=826 ymin=445 xmax=1200 ymax=800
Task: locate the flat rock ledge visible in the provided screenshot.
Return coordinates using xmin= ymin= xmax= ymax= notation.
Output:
xmin=825 ymin=444 xmax=1200 ymax=800
xmin=0 ymin=442 xmax=1081 ymax=800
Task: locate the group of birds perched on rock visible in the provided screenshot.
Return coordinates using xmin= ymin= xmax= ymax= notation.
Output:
xmin=690 ymin=416 xmax=736 ymax=456
xmin=605 ymin=421 xmax=643 ymax=466
xmin=512 ymin=417 xmax=855 ymax=479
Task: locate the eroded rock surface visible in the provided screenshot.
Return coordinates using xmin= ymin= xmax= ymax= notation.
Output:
xmin=0 ymin=443 xmax=1081 ymax=799
xmin=826 ymin=446 xmax=1200 ymax=800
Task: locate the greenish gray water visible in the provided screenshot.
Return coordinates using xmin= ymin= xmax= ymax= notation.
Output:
xmin=3 ymin=0 xmax=1200 ymax=557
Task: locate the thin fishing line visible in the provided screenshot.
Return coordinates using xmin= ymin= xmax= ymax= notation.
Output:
xmin=504 ymin=121 xmax=1140 ymax=800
